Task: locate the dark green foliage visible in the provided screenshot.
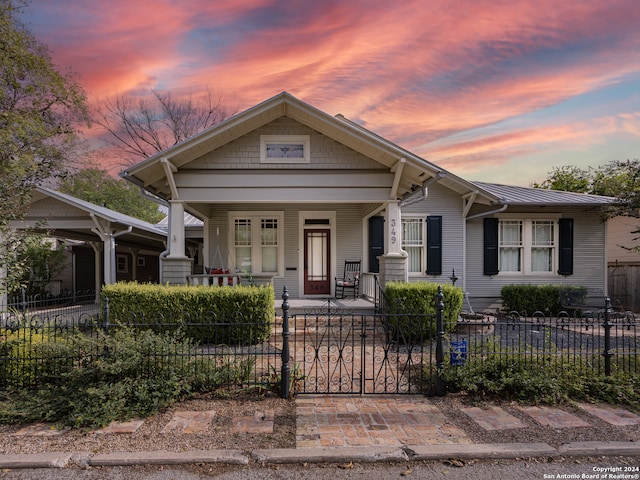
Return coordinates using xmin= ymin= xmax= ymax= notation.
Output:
xmin=501 ymin=284 xmax=588 ymax=315
xmin=102 ymin=282 xmax=275 ymax=345
xmin=0 ymin=328 xmax=254 ymax=428
xmin=384 ymin=282 xmax=463 ymax=343
xmin=440 ymin=338 xmax=640 ymax=409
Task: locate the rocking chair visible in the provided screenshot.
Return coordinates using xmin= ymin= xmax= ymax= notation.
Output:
xmin=335 ymin=260 xmax=361 ymax=299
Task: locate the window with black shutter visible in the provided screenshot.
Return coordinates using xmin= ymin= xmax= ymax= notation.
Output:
xmin=484 ymin=218 xmax=499 ymax=275
xmin=426 ymin=216 xmax=442 ymax=275
xmin=557 ymin=218 xmax=574 ymax=275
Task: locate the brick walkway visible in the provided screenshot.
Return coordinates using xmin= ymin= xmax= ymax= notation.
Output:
xmin=11 ymin=396 xmax=640 ymax=448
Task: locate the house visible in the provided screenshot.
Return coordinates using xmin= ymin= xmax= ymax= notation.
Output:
xmin=121 ymin=92 xmax=614 ymax=308
xmin=7 ymin=187 xmax=168 ymax=301
xmin=607 ymin=214 xmax=640 ymax=311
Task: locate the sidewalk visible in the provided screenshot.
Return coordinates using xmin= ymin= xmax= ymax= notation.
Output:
xmin=1 ymin=395 xmax=639 ymax=468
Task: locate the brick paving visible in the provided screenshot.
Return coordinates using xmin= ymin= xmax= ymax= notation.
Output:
xmin=8 ymin=396 xmax=640 ymax=449
xmin=295 ymin=395 xmax=472 ymax=448
xmin=461 ymin=406 xmax=527 ymax=430
xmin=577 ymin=403 xmax=640 ymax=426
xmin=516 ymin=406 xmax=591 ymax=428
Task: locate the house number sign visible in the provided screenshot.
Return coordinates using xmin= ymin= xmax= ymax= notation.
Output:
xmin=390 ymin=219 xmax=397 ymax=244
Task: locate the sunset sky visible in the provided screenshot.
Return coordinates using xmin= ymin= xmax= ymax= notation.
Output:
xmin=20 ymin=0 xmax=640 ymax=186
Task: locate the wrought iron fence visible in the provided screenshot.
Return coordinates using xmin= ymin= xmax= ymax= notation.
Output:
xmin=0 ymin=288 xmax=637 ymax=397
xmin=445 ymin=303 xmax=638 ymax=377
xmin=0 ymin=299 xmax=284 ymax=392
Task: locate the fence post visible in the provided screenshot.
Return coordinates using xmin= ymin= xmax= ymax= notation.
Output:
xmin=103 ymin=296 xmax=110 ymax=334
xmin=435 ymin=286 xmax=446 ymax=396
xmin=602 ymin=297 xmax=613 ymax=376
xmin=281 ymin=286 xmax=291 ymax=399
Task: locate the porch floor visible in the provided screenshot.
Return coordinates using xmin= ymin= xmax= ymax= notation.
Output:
xmin=274 ymin=296 xmax=375 ymax=315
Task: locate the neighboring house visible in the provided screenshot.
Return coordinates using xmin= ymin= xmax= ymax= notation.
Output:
xmin=120 ymin=92 xmax=614 ymax=307
xmin=607 ymin=214 xmax=640 ymax=311
xmin=7 ymin=187 xmax=167 ymax=300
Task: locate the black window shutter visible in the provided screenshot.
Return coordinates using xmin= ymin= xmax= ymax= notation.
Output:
xmin=558 ymin=218 xmax=574 ymax=275
xmin=426 ymin=216 xmax=442 ymax=275
xmin=484 ymin=218 xmax=499 ymax=275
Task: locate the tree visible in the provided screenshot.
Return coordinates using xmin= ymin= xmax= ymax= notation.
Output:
xmin=0 ymin=0 xmax=89 ymax=295
xmin=531 ymin=165 xmax=591 ymax=193
xmin=58 ymin=168 xmax=165 ymax=223
xmin=533 ymin=159 xmax=640 ymax=253
xmin=93 ymin=88 xmax=234 ymax=166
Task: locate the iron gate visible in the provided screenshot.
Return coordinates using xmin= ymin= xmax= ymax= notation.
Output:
xmin=289 ymin=309 xmax=439 ymax=395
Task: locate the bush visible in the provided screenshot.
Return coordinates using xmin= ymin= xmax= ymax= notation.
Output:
xmin=501 ymin=284 xmax=588 ymax=315
xmin=384 ymin=282 xmax=463 ymax=343
xmin=102 ymin=282 xmax=275 ymax=345
xmin=0 ymin=328 xmax=255 ymax=428
xmin=440 ymin=338 xmax=640 ymax=408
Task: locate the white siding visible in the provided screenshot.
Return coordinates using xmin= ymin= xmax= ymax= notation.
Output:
xmin=401 ymin=183 xmax=465 ymax=285
xmin=465 ymin=207 xmax=607 ymax=305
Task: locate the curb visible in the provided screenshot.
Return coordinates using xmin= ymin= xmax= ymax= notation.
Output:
xmin=0 ymin=442 xmax=638 ymax=469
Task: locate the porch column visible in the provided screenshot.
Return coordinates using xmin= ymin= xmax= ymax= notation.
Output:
xmin=90 ymin=242 xmax=102 ymax=303
xmin=379 ymin=200 xmax=407 ymax=287
xmin=167 ymin=200 xmax=187 ymax=259
xmin=163 ymin=200 xmax=192 ymax=284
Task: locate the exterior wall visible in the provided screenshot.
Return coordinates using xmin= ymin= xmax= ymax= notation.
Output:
xmin=465 ymin=206 xmax=608 ymax=310
xmin=203 ymin=203 xmax=369 ymax=298
xmin=608 ymin=215 xmax=640 ymax=265
xmin=401 ymin=182 xmax=465 ymax=285
xmin=189 ymin=117 xmax=384 ymax=171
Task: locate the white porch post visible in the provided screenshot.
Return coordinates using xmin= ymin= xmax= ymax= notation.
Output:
xmin=386 ymin=201 xmax=403 ymax=256
xmin=379 ymin=200 xmax=408 ymax=286
xmin=168 ymin=200 xmax=187 ymax=259
xmin=162 ymin=200 xmax=192 ymax=284
xmin=90 ymin=242 xmax=102 ymax=303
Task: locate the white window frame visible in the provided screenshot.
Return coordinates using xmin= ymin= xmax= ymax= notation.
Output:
xmin=228 ymin=211 xmax=284 ymax=276
xmin=260 ymin=135 xmax=310 ymax=164
xmin=401 ymin=215 xmax=426 ymax=276
xmin=497 ymin=214 xmax=560 ymax=276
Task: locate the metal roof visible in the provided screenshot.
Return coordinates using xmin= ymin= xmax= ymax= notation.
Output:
xmin=472 ymin=182 xmax=616 ymax=206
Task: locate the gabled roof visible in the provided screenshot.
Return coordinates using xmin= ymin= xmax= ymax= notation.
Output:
xmin=121 ymin=92 xmax=499 ymax=205
xmin=473 ymin=182 xmax=616 ymax=206
xmin=33 ymin=187 xmax=167 ymax=235
xmin=11 ymin=187 xmax=167 ymax=251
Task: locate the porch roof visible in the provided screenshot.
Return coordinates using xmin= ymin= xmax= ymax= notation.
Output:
xmin=473 ymin=182 xmax=616 ymax=206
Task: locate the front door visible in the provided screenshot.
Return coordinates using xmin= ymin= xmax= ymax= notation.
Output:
xmin=304 ymin=229 xmax=330 ymax=295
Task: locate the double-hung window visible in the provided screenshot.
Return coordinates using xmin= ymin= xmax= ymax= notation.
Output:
xmin=230 ymin=212 xmax=283 ymax=275
xmin=498 ymin=218 xmax=556 ymax=274
xmin=402 ymin=217 xmax=425 ymax=274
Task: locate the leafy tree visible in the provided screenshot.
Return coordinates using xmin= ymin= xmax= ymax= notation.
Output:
xmin=93 ymin=88 xmax=234 ymax=166
xmin=531 ymin=165 xmax=591 ymax=193
xmin=11 ymin=234 xmax=66 ymax=295
xmin=533 ymin=159 xmax=640 ymax=253
xmin=59 ymin=168 xmax=164 ymax=223
xmin=0 ymin=0 xmax=89 ymax=295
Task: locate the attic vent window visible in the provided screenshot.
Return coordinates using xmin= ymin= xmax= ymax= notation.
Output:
xmin=261 ymin=135 xmax=310 ymax=164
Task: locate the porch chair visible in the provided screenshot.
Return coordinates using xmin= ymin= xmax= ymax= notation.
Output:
xmin=335 ymin=260 xmax=361 ymax=299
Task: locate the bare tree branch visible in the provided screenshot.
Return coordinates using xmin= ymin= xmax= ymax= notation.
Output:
xmin=93 ymin=87 xmax=235 ymax=167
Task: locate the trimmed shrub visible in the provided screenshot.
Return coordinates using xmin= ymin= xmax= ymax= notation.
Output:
xmin=102 ymin=282 xmax=275 ymax=345
xmin=501 ymin=284 xmax=588 ymax=315
xmin=384 ymin=282 xmax=463 ymax=343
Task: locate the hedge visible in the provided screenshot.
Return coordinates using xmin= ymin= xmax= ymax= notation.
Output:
xmin=384 ymin=282 xmax=463 ymax=343
xmin=101 ymin=282 xmax=275 ymax=345
xmin=501 ymin=284 xmax=588 ymax=315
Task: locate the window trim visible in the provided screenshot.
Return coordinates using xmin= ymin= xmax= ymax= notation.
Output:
xmin=260 ymin=135 xmax=310 ymax=164
xmin=116 ymin=254 xmax=128 ymax=274
xmin=496 ymin=214 xmax=561 ymax=276
xmin=401 ymin=215 xmax=426 ymax=276
xmin=228 ymin=211 xmax=284 ymax=276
